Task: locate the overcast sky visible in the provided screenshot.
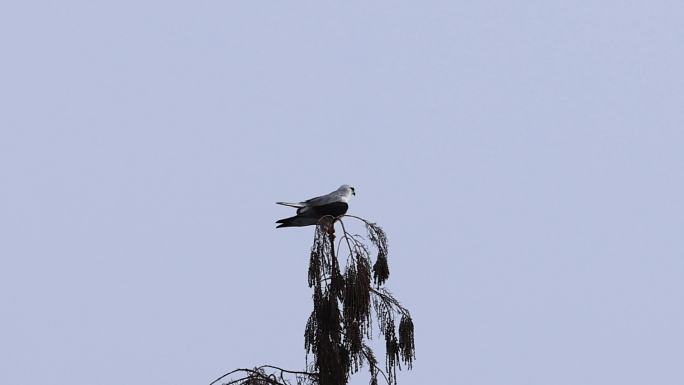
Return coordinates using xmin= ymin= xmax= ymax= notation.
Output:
xmin=1 ymin=1 xmax=682 ymax=385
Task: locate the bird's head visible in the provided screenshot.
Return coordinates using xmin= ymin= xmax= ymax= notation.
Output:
xmin=338 ymin=184 xmax=356 ymax=198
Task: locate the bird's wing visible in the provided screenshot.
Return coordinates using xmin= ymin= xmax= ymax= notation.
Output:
xmin=276 ymin=202 xmax=348 ymax=228
xmin=302 ymin=191 xmax=341 ymax=206
xmin=277 ymin=188 xmax=343 ymax=211
xmin=276 ymin=194 xmax=336 ymax=209
xmin=276 ymin=201 xmax=306 ymax=208
xmin=310 ymin=201 xmax=348 ymax=217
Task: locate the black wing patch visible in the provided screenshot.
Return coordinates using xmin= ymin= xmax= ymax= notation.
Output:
xmin=276 ymin=202 xmax=348 ymax=228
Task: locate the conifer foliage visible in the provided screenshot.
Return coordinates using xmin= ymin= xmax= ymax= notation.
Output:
xmin=211 ymin=215 xmax=415 ymax=385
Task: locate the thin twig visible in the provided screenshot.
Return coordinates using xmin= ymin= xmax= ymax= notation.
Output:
xmin=361 ymin=350 xmax=392 ymax=385
xmin=210 ymin=366 xmax=317 ymax=385
xmin=340 ymin=214 xmax=373 ymax=226
xmin=259 ymin=365 xmax=318 ymax=377
xmin=370 ymin=288 xmax=411 ymax=317
xmin=336 ymin=218 xmax=356 ymax=261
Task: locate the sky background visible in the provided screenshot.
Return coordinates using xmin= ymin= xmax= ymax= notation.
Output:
xmin=1 ymin=1 xmax=683 ymax=384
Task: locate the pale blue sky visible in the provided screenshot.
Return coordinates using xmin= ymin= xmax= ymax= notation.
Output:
xmin=1 ymin=2 xmax=683 ymax=385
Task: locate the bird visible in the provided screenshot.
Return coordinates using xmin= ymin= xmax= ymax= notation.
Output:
xmin=276 ymin=185 xmax=356 ymax=228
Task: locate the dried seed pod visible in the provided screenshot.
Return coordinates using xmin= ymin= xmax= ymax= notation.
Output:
xmin=373 ymin=253 xmax=390 ymax=287
xmin=398 ymin=315 xmax=416 ymax=369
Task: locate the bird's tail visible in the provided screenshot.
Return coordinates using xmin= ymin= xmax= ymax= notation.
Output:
xmin=276 ymin=215 xmax=319 ymax=228
xmin=276 ymin=201 xmax=305 ymax=208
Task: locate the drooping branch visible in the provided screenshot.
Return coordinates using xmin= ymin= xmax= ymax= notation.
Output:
xmin=212 ymin=214 xmax=414 ymax=385
xmin=210 ymin=365 xmax=318 ymax=385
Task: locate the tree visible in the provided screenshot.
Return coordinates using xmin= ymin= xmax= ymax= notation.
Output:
xmin=211 ymin=215 xmax=415 ymax=385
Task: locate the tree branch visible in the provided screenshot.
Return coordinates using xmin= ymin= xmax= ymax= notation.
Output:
xmin=361 ymin=349 xmax=392 ymax=385
xmin=209 ymin=365 xmax=318 ymax=385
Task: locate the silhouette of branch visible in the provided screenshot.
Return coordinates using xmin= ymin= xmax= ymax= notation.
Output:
xmin=336 ymin=218 xmax=356 ymax=259
xmin=340 ymin=214 xmax=372 ymax=226
xmin=209 ymin=365 xmax=318 ymax=385
xmin=361 ymin=348 xmax=391 ymax=385
xmin=370 ymin=287 xmax=411 ymax=318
